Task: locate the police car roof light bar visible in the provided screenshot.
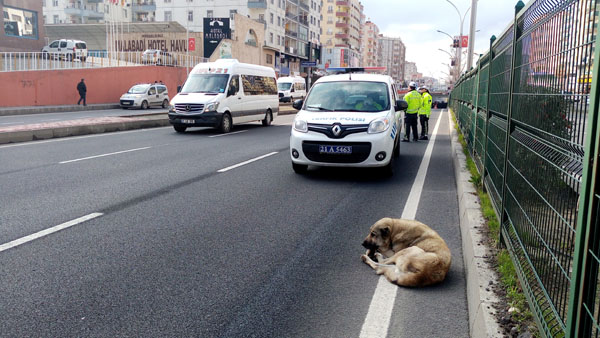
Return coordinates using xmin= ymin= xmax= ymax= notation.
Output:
xmin=326 ymin=67 xmax=387 ymax=74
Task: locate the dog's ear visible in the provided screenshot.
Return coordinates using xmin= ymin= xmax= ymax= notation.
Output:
xmin=380 ymin=226 xmax=391 ymax=238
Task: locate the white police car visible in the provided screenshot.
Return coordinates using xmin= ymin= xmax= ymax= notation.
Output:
xmin=290 ymin=71 xmax=407 ymax=175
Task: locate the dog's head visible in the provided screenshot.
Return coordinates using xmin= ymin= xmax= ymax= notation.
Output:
xmin=362 ymin=218 xmax=393 ymax=252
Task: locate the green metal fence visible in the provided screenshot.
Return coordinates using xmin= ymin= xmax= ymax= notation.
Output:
xmin=449 ymin=0 xmax=599 ymax=336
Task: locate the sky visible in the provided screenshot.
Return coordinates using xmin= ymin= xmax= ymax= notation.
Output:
xmin=359 ymin=0 xmax=518 ymax=82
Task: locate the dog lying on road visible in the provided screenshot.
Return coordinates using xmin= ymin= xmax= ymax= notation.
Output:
xmin=361 ymin=217 xmax=451 ymax=287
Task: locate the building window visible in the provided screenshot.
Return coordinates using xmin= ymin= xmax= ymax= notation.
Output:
xmin=164 ymin=11 xmax=172 ymax=21
xmin=53 ymin=15 xmax=59 ymax=23
xmin=207 ymin=10 xmax=213 ymax=18
xmin=3 ymin=6 xmax=39 ymax=39
xmin=245 ymin=29 xmax=258 ymax=47
xmin=259 ymin=13 xmax=264 ymax=22
xmin=53 ymin=0 xmax=58 ymax=6
xmin=164 ymin=0 xmax=171 ymax=2
xmin=277 ymin=35 xmax=281 ymax=45
xmin=230 ymin=9 xmax=237 ymax=20
xmin=270 ymin=32 xmax=274 ymax=43
xmin=188 ymin=10 xmax=193 ymax=21
xmin=266 ymin=54 xmax=273 ymax=64
xmin=270 ymin=13 xmax=274 ymax=24
xmin=277 ymin=16 xmax=280 ymax=26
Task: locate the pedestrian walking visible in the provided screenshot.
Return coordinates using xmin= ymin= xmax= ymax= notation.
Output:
xmin=418 ymin=86 xmax=433 ymax=140
xmin=402 ymin=82 xmax=422 ymax=142
xmin=77 ymin=78 xmax=87 ymax=106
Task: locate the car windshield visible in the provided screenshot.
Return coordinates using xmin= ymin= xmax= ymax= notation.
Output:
xmin=278 ymin=83 xmax=292 ymax=90
xmin=304 ymin=81 xmax=389 ymax=112
xmin=128 ymin=85 xmax=149 ymax=94
xmin=181 ymin=74 xmax=230 ymax=94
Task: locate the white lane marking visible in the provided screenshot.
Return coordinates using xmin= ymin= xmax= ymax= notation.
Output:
xmin=209 ymin=130 xmax=248 ymax=138
xmin=359 ymin=109 xmax=445 ymax=338
xmin=0 ymin=212 xmax=103 ymax=253
xmin=59 ymin=146 xmax=151 ymax=164
xmin=217 ymin=152 xmax=278 ymax=173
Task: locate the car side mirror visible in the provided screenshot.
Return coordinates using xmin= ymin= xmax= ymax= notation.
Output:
xmin=292 ymin=99 xmax=303 ymax=110
xmin=291 ymin=87 xmax=295 ymax=92
xmin=396 ymin=100 xmax=408 ymax=112
xmin=227 ymin=87 xmax=236 ymax=97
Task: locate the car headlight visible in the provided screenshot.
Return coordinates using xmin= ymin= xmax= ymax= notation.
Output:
xmin=368 ymin=117 xmax=390 ymax=134
xmin=169 ymin=104 xmax=175 ymax=112
xmin=293 ymin=119 xmax=308 ymax=133
xmin=204 ymin=102 xmax=219 ymax=112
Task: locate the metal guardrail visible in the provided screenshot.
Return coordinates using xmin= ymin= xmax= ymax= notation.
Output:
xmin=0 ymin=51 xmax=208 ymax=72
xmin=450 ymin=0 xmax=599 ymax=336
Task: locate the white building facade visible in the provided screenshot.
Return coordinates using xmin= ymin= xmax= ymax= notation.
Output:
xmin=43 ymin=0 xmax=131 ymax=24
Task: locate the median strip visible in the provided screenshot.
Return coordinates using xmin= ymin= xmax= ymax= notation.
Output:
xmin=0 ymin=213 xmax=103 ymax=253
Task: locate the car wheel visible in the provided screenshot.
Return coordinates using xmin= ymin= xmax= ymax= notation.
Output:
xmin=141 ymin=100 xmax=149 ymax=109
xmin=162 ymin=99 xmax=169 ymax=109
xmin=219 ymin=112 xmax=232 ymax=133
xmin=380 ymin=155 xmax=394 ymax=177
xmin=292 ymin=162 xmax=308 ymax=174
xmin=174 ymin=125 xmax=187 ymax=133
xmin=262 ymin=110 xmax=273 ymax=126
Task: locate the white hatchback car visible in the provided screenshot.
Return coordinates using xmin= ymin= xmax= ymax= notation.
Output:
xmin=120 ymin=83 xmax=170 ymax=109
xmin=290 ymin=73 xmax=407 ymax=175
xmin=42 ymin=39 xmax=87 ymax=61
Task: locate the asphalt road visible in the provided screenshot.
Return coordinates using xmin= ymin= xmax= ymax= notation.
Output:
xmin=0 ymin=110 xmax=468 ymax=337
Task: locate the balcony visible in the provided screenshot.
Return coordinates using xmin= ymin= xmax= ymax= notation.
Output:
xmin=336 ymin=0 xmax=349 ymax=6
xmin=132 ymin=1 xmax=156 ymax=13
xmin=336 ymin=11 xmax=349 ymax=17
xmin=65 ymin=6 xmax=103 ymax=19
xmin=335 ymin=33 xmax=348 ymax=39
xmin=248 ymin=0 xmax=267 ymax=8
xmin=335 ymin=22 xmax=348 ymax=28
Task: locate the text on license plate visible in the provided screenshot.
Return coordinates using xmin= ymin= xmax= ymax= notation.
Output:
xmin=319 ymin=145 xmax=352 ymax=154
xmin=181 ymin=119 xmax=195 ymax=124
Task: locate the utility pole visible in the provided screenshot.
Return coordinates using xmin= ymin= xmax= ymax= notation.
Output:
xmin=466 ymin=0 xmax=478 ymax=70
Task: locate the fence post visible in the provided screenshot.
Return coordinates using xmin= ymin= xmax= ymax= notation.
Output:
xmin=482 ymin=36 xmax=496 ymax=192
xmin=565 ymin=7 xmax=600 ymax=334
xmin=498 ymin=0 xmax=525 ymax=247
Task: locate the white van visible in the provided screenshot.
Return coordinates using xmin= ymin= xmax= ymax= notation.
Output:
xmin=42 ymin=39 xmax=88 ymax=61
xmin=277 ymin=76 xmax=306 ymax=102
xmin=169 ymin=59 xmax=279 ymax=133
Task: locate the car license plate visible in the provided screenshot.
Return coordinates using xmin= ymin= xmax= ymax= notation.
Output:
xmin=181 ymin=119 xmax=195 ymax=124
xmin=122 ymin=102 xmax=131 ymax=105
xmin=319 ymin=145 xmax=352 ymax=154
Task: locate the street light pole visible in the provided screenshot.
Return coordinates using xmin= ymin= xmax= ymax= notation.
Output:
xmin=436 ymin=30 xmax=458 ymax=82
xmin=466 ymin=0 xmax=478 ymax=70
xmin=445 ymin=0 xmax=471 ymax=78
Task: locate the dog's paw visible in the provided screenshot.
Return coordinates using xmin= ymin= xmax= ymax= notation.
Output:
xmin=361 ymin=254 xmax=370 ymax=263
xmin=375 ymin=252 xmax=385 ymax=262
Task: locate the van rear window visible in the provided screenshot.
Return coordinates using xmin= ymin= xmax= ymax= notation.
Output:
xmin=75 ymin=43 xmax=86 ymax=49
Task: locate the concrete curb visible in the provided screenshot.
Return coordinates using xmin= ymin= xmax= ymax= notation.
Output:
xmin=448 ymin=111 xmax=503 ymax=338
xmin=0 ymin=104 xmax=122 ymax=116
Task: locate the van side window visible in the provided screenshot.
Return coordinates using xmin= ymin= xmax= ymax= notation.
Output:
xmin=228 ymin=75 xmax=239 ymax=96
xmin=241 ymin=75 xmax=277 ymax=95
xmin=50 ymin=41 xmax=59 ymax=48
xmin=148 ymin=87 xmax=156 ymax=95
xmin=60 ymin=41 xmax=67 ymax=48
xmin=157 ymin=86 xmax=167 ymax=94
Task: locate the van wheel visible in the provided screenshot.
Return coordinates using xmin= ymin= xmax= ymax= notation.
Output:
xmin=292 ymin=162 xmax=308 ymax=174
xmin=174 ymin=125 xmax=187 ymax=133
xmin=141 ymin=100 xmax=149 ymax=109
xmin=262 ymin=110 xmax=273 ymax=126
xmin=219 ymin=113 xmax=232 ymax=133
xmin=162 ymin=99 xmax=169 ymax=109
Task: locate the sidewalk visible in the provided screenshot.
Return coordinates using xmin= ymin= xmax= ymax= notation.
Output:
xmin=0 ymin=104 xmax=298 ymax=145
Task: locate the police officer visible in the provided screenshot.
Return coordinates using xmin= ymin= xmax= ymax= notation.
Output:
xmin=402 ymin=82 xmax=421 ymax=142
xmin=418 ymin=86 xmax=433 ymax=140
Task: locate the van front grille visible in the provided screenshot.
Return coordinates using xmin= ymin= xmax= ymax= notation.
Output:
xmin=174 ymin=103 xmax=205 ymax=114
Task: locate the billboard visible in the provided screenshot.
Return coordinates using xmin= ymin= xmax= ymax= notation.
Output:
xmin=203 ymin=18 xmax=231 ymax=58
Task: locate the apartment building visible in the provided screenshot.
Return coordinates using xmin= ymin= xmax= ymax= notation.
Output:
xmin=361 ymin=20 xmax=378 ymax=67
xmin=404 ymin=61 xmax=418 ymax=82
xmin=378 ymin=36 xmax=405 ymax=84
xmin=320 ymin=0 xmax=362 ymax=68
xmin=43 ymin=0 xmax=130 ymax=24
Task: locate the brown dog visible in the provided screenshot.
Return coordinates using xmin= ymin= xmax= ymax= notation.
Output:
xmin=361 ymin=217 xmax=451 ymax=287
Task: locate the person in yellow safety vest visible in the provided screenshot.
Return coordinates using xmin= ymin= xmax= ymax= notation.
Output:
xmin=402 ymin=82 xmax=422 ymax=142
xmin=418 ymin=86 xmax=433 ymax=140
